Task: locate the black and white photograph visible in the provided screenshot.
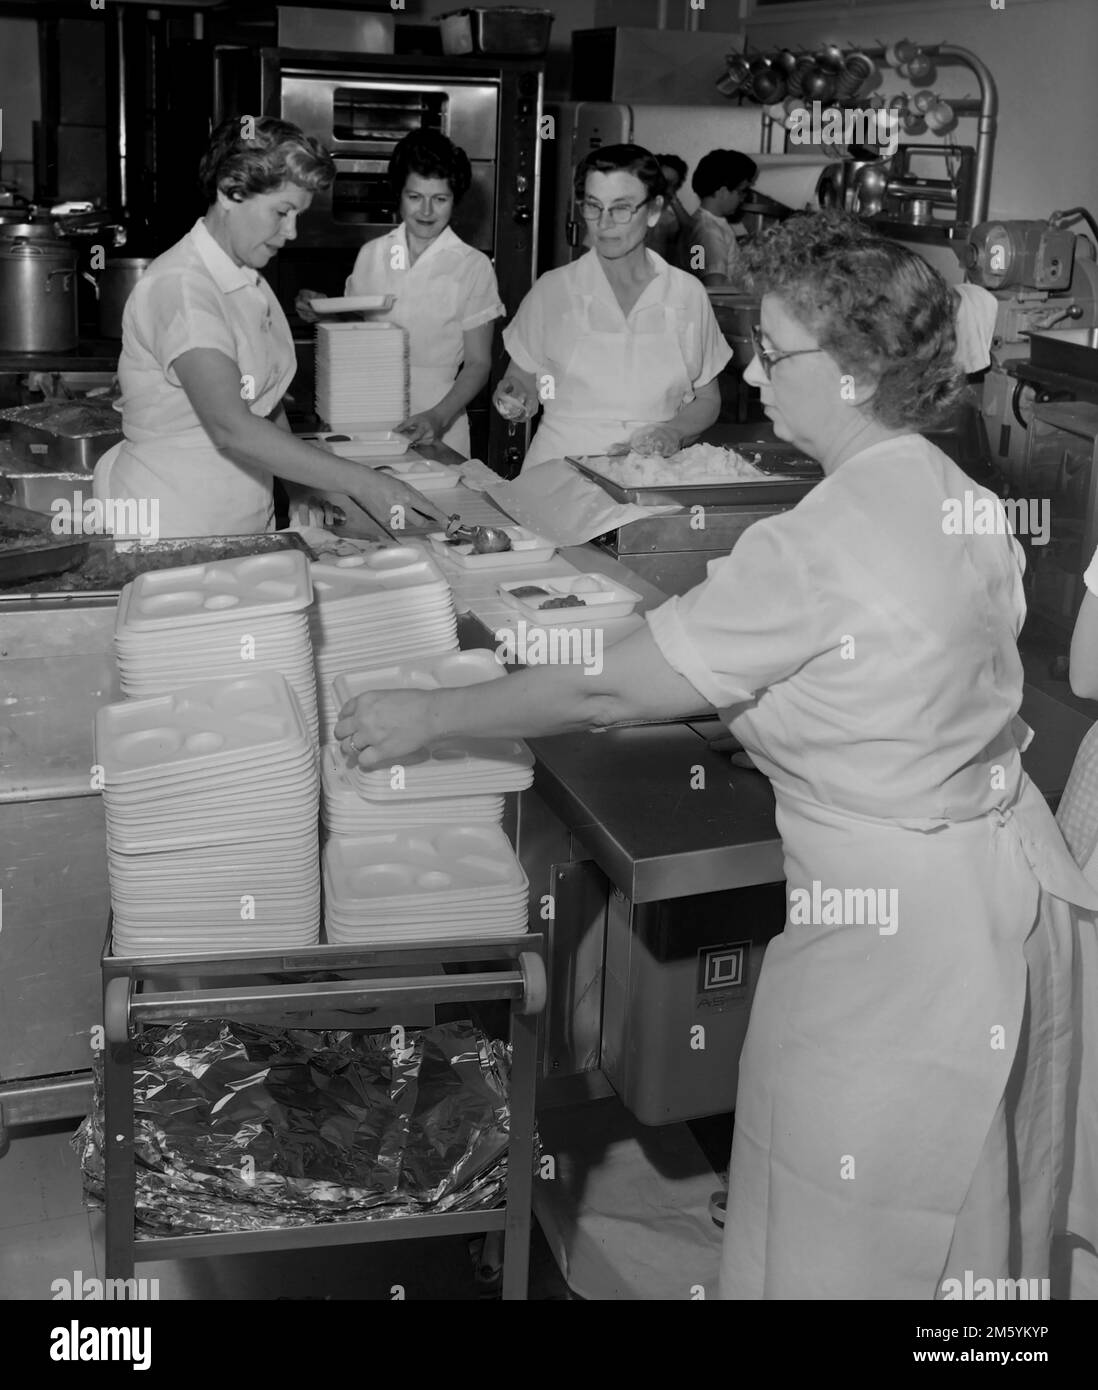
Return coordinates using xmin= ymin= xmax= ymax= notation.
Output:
xmin=0 ymin=0 xmax=1096 ymax=1344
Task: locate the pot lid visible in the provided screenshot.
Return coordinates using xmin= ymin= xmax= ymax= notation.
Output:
xmin=0 ymin=235 xmax=74 ymax=256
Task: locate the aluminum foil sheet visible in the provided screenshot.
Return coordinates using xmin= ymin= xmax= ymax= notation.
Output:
xmin=73 ymin=1019 xmax=527 ymax=1235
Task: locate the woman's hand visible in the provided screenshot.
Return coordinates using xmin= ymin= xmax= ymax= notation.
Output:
xmin=295 ymin=289 xmax=322 ymax=323
xmin=334 ymin=690 xmax=437 ymax=770
xmin=617 ymin=424 xmax=683 ymax=458
xmin=395 ymin=408 xmax=446 ymax=445
xmin=493 ymin=374 xmax=539 ymax=422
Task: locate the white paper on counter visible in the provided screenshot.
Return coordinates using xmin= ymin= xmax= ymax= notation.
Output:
xmin=532 ymin=1098 xmax=724 ymax=1301
xmin=486 ymin=459 xmax=681 ymax=546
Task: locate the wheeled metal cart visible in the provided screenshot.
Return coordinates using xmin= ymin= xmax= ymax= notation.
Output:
xmin=100 ymin=928 xmax=545 ymax=1300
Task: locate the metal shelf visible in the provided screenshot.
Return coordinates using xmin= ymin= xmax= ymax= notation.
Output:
xmin=101 ymin=926 xmax=546 ymax=1300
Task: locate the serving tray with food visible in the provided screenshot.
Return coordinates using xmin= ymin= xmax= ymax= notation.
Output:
xmin=567 ymin=442 xmax=823 ymax=507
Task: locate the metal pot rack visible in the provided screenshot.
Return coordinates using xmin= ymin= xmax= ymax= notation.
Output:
xmin=757 ymin=43 xmax=998 ymax=232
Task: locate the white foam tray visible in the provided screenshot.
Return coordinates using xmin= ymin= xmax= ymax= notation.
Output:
xmin=323 ymin=825 xmax=528 ymax=904
xmin=499 ymin=572 xmax=642 ymax=622
xmin=115 ymin=552 xmax=312 ymax=633
xmin=427 ymin=527 xmax=556 ymax=569
xmin=95 ymin=671 xmax=310 ymax=779
xmin=332 ymin=650 xmax=505 ymax=707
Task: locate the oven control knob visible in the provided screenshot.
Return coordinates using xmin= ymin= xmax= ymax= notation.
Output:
xmin=516 ymin=174 xmax=529 ymax=194
xmin=513 ymin=205 xmax=532 ymax=226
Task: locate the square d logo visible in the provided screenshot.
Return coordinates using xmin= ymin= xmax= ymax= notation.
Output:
xmin=698 ymin=942 xmax=748 ymax=993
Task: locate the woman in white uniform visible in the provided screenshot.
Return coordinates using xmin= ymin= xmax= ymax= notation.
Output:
xmin=493 ymin=144 xmax=730 ymax=470
xmin=297 ymin=131 xmax=503 ymax=457
xmin=93 ymin=117 xmax=442 ymax=539
xmin=336 ymin=211 xmax=1098 ymax=1299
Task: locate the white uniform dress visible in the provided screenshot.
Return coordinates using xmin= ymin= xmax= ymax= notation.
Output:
xmin=502 ymin=248 xmax=732 ymax=471
xmin=646 ymin=433 xmax=1098 ymax=1299
xmin=345 ymin=224 xmax=504 ymax=458
xmin=93 ymin=219 xmax=295 ymax=538
xmin=1052 ymin=544 xmax=1098 ymax=1299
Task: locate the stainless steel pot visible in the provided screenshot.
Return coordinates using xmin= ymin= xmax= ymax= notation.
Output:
xmin=94 ymin=258 xmax=151 ymax=338
xmin=0 ymin=235 xmax=78 ymax=353
xmin=0 ymin=213 xmax=62 ymax=240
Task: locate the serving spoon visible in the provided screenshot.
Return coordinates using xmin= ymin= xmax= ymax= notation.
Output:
xmin=445 ymin=515 xmax=513 ymax=553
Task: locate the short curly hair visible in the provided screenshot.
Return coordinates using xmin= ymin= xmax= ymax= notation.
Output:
xmin=742 ymin=211 xmax=965 ymax=431
xmin=388 ymin=130 xmax=472 ymax=203
xmin=199 ymin=116 xmax=335 ymax=204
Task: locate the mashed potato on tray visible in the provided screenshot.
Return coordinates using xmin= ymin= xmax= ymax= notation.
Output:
xmin=593 ymin=444 xmax=766 ymax=487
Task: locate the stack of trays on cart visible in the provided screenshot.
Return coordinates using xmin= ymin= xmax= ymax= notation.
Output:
xmin=322 ymin=649 xmax=531 ymax=940
xmin=95 ymin=671 xmax=320 ymax=956
xmin=309 ymin=547 xmax=458 ymax=741
xmin=315 ymin=321 xmax=409 ymax=430
xmin=320 ymin=743 xmax=505 ymax=833
xmin=112 ymin=551 xmax=319 ymax=745
xmin=323 ymin=825 xmax=529 ymax=943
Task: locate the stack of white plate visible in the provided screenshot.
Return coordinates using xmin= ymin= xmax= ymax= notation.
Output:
xmin=113 ymin=551 xmax=319 ymax=745
xmin=96 ymin=671 xmax=320 ymax=956
xmin=315 ymin=321 xmax=409 ymax=430
xmin=347 ymin=735 xmax=534 ymax=803
xmin=323 ymin=826 xmax=528 ymax=943
xmin=310 ymin=547 xmax=458 ymax=741
xmin=320 ymin=744 xmax=504 ymax=833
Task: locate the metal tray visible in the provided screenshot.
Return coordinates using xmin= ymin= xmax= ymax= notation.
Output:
xmin=0 ymin=401 xmax=123 ymax=472
xmin=1026 ymin=328 xmax=1098 ymax=383
xmin=566 ymin=445 xmax=823 ymax=508
xmin=0 ymin=530 xmax=314 ymax=596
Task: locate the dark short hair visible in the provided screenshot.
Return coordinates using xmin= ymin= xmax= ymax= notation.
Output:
xmin=742 ymin=210 xmax=965 ymax=431
xmin=692 ymin=149 xmax=758 ymax=199
xmin=655 ymin=154 xmax=688 ymax=186
xmin=199 ymin=116 xmax=335 ymax=204
xmin=573 ymin=143 xmax=667 ymax=206
xmin=388 ymin=130 xmax=472 ymax=203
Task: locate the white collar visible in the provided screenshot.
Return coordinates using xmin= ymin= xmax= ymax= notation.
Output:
xmin=580 ymin=245 xmax=668 ymax=288
xmin=190 ymin=218 xmax=260 ymax=294
xmin=398 ymin=221 xmax=462 ymax=270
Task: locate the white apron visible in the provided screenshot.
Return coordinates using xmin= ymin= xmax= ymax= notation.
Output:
xmin=520 ymin=295 xmax=694 ymax=470
xmin=720 ymin=751 xmax=1098 ymax=1299
xmin=93 ymin=437 xmax=274 ymax=539
xmin=1053 ymin=720 xmax=1098 ymax=1298
xmin=383 ymin=257 xmax=470 ymax=457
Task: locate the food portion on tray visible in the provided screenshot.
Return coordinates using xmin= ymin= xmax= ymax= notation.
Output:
xmin=582 ymin=443 xmax=815 ymax=486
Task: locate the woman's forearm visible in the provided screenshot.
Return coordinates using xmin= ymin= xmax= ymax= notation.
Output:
xmin=424 ymin=626 xmax=710 ymax=741
xmin=219 ymin=415 xmax=448 ymax=523
xmin=668 ymin=383 xmax=722 ymax=444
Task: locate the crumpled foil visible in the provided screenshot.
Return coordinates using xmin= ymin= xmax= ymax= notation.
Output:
xmin=73 ymin=1019 xmax=527 ymax=1236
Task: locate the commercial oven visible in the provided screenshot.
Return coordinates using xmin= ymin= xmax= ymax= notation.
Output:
xmin=214 ymin=48 xmax=544 ymax=473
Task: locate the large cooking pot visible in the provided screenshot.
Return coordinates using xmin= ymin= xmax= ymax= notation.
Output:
xmin=94 ymin=258 xmax=152 ymax=338
xmin=0 ymin=213 xmax=63 ymax=240
xmin=0 ymin=235 xmax=78 ymax=353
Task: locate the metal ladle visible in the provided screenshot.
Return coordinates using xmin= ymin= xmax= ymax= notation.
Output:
xmin=445 ymin=515 xmax=512 ymax=553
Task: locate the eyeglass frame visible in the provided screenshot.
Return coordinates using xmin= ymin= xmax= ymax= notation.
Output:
xmin=576 ymin=195 xmax=655 ymax=224
xmin=751 ymin=323 xmax=827 ymax=379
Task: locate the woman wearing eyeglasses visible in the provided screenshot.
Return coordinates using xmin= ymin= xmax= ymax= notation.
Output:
xmin=492 ymin=144 xmax=731 ymax=470
xmin=337 ymin=210 xmax=1098 ymax=1299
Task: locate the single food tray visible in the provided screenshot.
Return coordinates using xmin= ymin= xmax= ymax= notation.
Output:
xmin=498 ymin=573 xmax=641 ymax=623
xmin=567 ymin=444 xmax=823 ymax=507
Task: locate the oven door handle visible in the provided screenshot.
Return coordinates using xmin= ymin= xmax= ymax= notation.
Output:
xmin=333 ymin=158 xmax=391 ymax=175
